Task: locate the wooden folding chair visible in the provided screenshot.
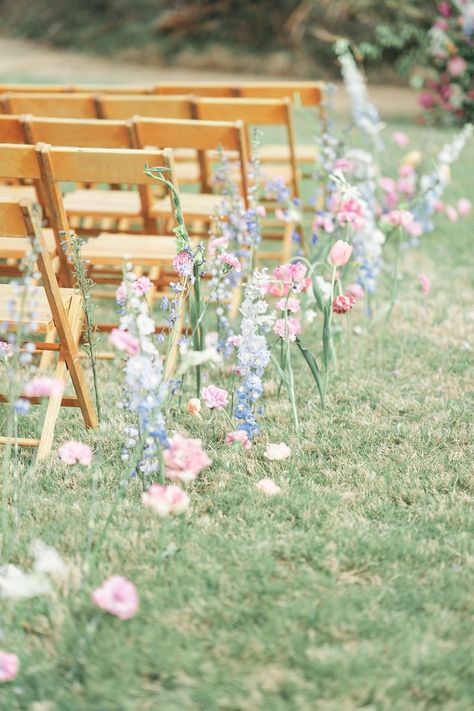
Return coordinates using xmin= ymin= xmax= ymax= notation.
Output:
xmin=1 ymin=93 xmax=100 ymax=119
xmin=132 ymin=117 xmax=250 ymax=226
xmin=155 ymin=82 xmax=238 ymax=97
xmin=0 ymin=197 xmax=98 ymax=459
xmin=192 ymin=97 xmax=301 ymax=197
xmin=97 ymin=95 xmax=193 ymax=120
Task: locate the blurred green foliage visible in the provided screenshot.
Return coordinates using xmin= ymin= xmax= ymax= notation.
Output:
xmin=0 ymin=0 xmax=435 ymax=75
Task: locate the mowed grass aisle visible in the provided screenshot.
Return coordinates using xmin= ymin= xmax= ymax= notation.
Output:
xmin=2 ymin=123 xmax=473 ymax=710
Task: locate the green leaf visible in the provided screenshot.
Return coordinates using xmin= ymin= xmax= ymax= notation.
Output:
xmin=295 ymin=337 xmax=325 ymax=409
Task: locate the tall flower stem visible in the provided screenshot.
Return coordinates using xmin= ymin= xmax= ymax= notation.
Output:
xmin=385 ymin=226 xmax=403 ymax=324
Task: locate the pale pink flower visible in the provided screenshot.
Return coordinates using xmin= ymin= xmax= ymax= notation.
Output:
xmin=398 ymin=176 xmax=415 ymax=195
xmin=379 ymin=176 xmax=397 ymax=193
xmin=0 ymin=651 xmax=19 ymax=683
xmin=208 ymin=236 xmax=229 ymax=255
xmin=273 ymin=317 xmax=301 ymax=342
xmin=445 ymin=205 xmax=459 ymax=223
xmin=256 ymin=205 xmax=267 ymax=218
xmin=115 ymin=282 xmax=127 ymax=305
xmin=109 ymin=329 xmax=139 ymax=356
xmin=0 ymin=341 xmax=12 ymax=358
xmin=273 ymin=262 xmax=307 ymax=290
xmin=398 ymin=164 xmax=415 ymax=178
xmin=332 ymin=294 xmax=356 ymax=314
xmin=132 ymin=276 xmax=152 ymax=296
xmin=226 ymin=334 xmax=242 ymax=348
xmin=329 ymin=240 xmax=353 ymax=267
xmin=435 ymin=201 xmax=445 ymax=213
xmin=457 ymin=198 xmax=471 ymax=217
xmin=333 ymin=158 xmax=354 ymax=172
xmin=275 ymin=207 xmax=289 ymax=222
xmin=173 ymin=250 xmax=194 ymax=277
xmin=276 ymin=297 xmax=300 ymax=313
xmin=202 ymin=384 xmax=228 ymax=410
xmin=218 ymin=253 xmax=241 ymax=272
xmin=264 ymin=442 xmax=291 ymax=461
xmin=419 ymin=92 xmax=435 ymax=109
xmin=382 ymin=210 xmax=414 ymax=229
xmin=142 ymin=484 xmax=190 ymax=516
xmin=313 ymin=214 xmax=335 ymax=233
xmin=58 ymin=441 xmax=93 ymax=466
xmin=406 ymin=220 xmax=423 ymax=238
xmin=24 ymin=377 xmax=64 ymax=399
xmin=335 ymin=197 xmax=365 ymax=230
xmin=419 ymin=274 xmax=431 ymax=295
xmin=346 ymin=283 xmax=365 ymax=299
xmin=225 ymin=430 xmax=251 ymax=450
xmin=164 ymin=434 xmax=212 ymax=482
xmin=256 ymin=478 xmax=281 ymax=496
xmin=92 ymin=576 xmax=138 ymax=620
xmin=186 ymin=398 xmax=201 ymax=417
xmin=392 ymin=131 xmax=410 ymax=147
xmin=448 ymin=56 xmax=467 ymax=77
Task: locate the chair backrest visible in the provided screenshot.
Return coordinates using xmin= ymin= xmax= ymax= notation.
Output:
xmin=132 ymin=117 xmax=249 ymax=201
xmin=23 ymin=116 xmax=133 ymax=148
xmin=193 ymin=97 xmax=299 ymax=196
xmin=0 ymin=115 xmax=26 ymax=143
xmin=36 ymin=144 xmax=176 ymax=260
xmin=98 ymin=95 xmax=193 ymax=120
xmin=1 ymin=93 xmax=99 ymax=118
xmin=238 ymin=82 xmax=324 ymax=107
xmin=0 ymin=84 xmax=75 ymax=94
xmin=155 ymin=83 xmax=237 ymax=97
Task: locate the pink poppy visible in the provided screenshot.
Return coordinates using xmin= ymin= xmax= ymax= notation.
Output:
xmin=225 ymin=430 xmax=251 ymax=450
xmin=164 ymin=434 xmax=212 ymax=482
xmin=92 ymin=576 xmax=139 ymax=620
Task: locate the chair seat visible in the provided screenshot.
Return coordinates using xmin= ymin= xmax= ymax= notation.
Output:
xmin=151 ymin=192 xmax=223 ymax=220
xmin=82 ymin=233 xmax=178 ymax=266
xmin=63 ymin=189 xmax=142 ymax=217
xmin=0 ymin=229 xmax=57 ymax=259
xmin=0 ymin=283 xmax=74 ymax=333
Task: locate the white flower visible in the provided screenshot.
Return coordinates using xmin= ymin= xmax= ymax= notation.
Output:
xmin=31 ymin=539 xmax=68 ymax=580
xmin=0 ymin=565 xmax=51 ymax=599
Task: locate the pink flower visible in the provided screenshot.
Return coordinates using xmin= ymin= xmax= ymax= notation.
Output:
xmin=275 ymin=207 xmax=291 ymax=223
xmin=419 ymin=274 xmax=431 ymax=295
xmin=109 ymin=329 xmax=140 ymax=356
xmin=0 ymin=341 xmax=12 ymax=358
xmin=186 ymin=398 xmax=201 ymax=417
xmin=448 ymin=57 xmax=467 ymax=77
xmin=392 ymin=131 xmax=410 ymax=147
xmin=273 ymin=262 xmax=307 ymax=291
xmin=264 ymin=443 xmax=291 ymax=461
xmin=419 ymin=92 xmax=435 ymax=109
xmin=58 ymin=441 xmax=93 ymax=466
xmin=115 ymin=282 xmax=127 ymax=305
xmin=0 ymin=651 xmax=19 ymax=683
xmin=399 ymin=164 xmax=415 ymax=178
xmin=218 ymin=253 xmax=241 ymax=272
xmin=346 ymin=283 xmax=365 ymax=299
xmin=332 ymin=294 xmax=356 ymax=314
xmin=276 ymin=297 xmax=300 ymax=313
xmin=92 ymin=576 xmax=139 ymax=620
xmin=273 ymin=317 xmax=301 ymax=342
xmin=335 ymin=197 xmax=365 ymax=230
xmin=445 ymin=205 xmax=459 ymax=223
xmin=382 ymin=210 xmax=414 ymax=229
xmin=457 ymin=198 xmax=471 ymax=217
xmin=438 ymin=2 xmax=451 ymax=18
xmin=333 ymin=158 xmax=354 ymax=172
xmin=173 ymin=250 xmax=194 ymax=277
xmin=226 ymin=334 xmax=242 ymax=348
xmin=142 ymin=484 xmax=189 ymax=516
xmin=164 ymin=434 xmax=212 ymax=482
xmin=329 ymin=240 xmax=353 ymax=267
xmin=313 ymin=213 xmax=335 ymax=233
xmin=202 ymin=384 xmax=228 ymax=410
xmin=24 ymin=377 xmax=64 ymax=399
xmin=406 ymin=220 xmax=423 ymax=238
xmin=379 ymin=176 xmax=397 ymax=193
xmin=225 ymin=430 xmax=251 ymax=450
xmin=132 ymin=276 xmax=153 ymax=296
xmin=256 ymin=478 xmax=281 ymax=496
xmin=256 ymin=205 xmax=267 ymax=218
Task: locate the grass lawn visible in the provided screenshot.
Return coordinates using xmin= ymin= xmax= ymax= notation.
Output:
xmin=1 ymin=119 xmax=473 ymax=710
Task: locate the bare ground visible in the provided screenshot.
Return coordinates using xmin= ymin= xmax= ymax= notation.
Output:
xmin=0 ymin=37 xmax=419 ymax=118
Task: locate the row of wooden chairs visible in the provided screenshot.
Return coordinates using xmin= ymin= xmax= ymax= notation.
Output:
xmin=0 ymin=81 xmax=325 ymax=106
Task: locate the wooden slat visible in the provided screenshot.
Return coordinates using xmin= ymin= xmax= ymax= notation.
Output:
xmin=193 ymin=97 xmax=290 ymax=125
xmin=0 ymin=115 xmax=26 ymax=143
xmin=0 ymin=144 xmax=41 ymax=180
xmin=26 ymin=117 xmax=132 ymax=148
xmin=3 ymin=93 xmax=99 ymax=118
xmin=135 ymin=117 xmax=243 ymax=151
xmin=98 ymin=95 xmax=192 ymax=120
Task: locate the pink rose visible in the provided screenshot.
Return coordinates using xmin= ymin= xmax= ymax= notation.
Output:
xmin=0 ymin=651 xmax=19 ymax=683
xmin=264 ymin=443 xmax=291 ymax=461
xmin=58 ymin=441 xmax=93 ymax=466
xmin=164 ymin=434 xmax=212 ymax=482
xmin=273 ymin=317 xmax=301 ymax=342
xmin=328 ymin=240 xmax=353 ymax=267
xmin=109 ymin=329 xmax=140 ymax=356
xmin=24 ymin=377 xmax=64 ymax=399
xmin=142 ymin=484 xmax=189 ymax=516
xmin=202 ymin=384 xmax=229 ymax=410
xmin=225 ymin=430 xmax=251 ymax=449
xmin=256 ymin=478 xmax=281 ymax=496
xmin=92 ymin=576 xmax=139 ymax=620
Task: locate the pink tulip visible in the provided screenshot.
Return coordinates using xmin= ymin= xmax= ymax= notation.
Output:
xmin=225 ymin=430 xmax=251 ymax=450
xmin=256 ymin=479 xmax=281 ymax=496
xmin=92 ymin=576 xmax=139 ymax=620
xmin=109 ymin=329 xmax=140 ymax=356
xmin=164 ymin=434 xmax=212 ymax=483
xmin=0 ymin=651 xmax=19 ymax=683
xmin=142 ymin=484 xmax=189 ymax=516
xmin=58 ymin=441 xmax=93 ymax=466
xmin=202 ymin=385 xmax=229 ymax=410
xmin=328 ymin=240 xmax=353 ymax=267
